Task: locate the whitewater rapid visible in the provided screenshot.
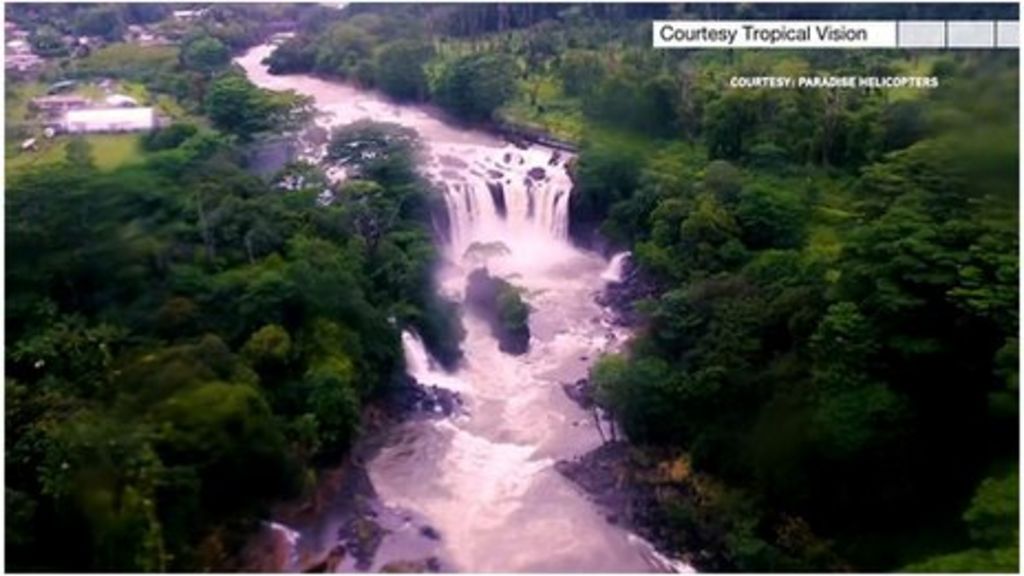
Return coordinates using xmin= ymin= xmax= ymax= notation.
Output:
xmin=238 ymin=44 xmax=683 ymax=573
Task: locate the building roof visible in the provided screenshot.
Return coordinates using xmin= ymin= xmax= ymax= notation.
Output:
xmin=31 ymin=95 xmax=90 ymax=106
xmin=65 ymin=107 xmax=155 ymax=126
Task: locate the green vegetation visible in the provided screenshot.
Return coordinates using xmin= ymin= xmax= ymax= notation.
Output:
xmin=263 ymin=9 xmax=520 ymax=123
xmin=5 ymin=4 xmax=461 ymax=568
xmin=204 ymin=73 xmax=311 ymax=141
xmin=465 ymin=268 xmax=530 ymax=355
xmin=5 ymin=113 xmax=462 ymax=570
xmin=6 ymin=134 xmax=143 ymax=173
xmin=577 ymin=47 xmax=1018 ymax=576
xmin=434 ymin=53 xmax=518 ymax=122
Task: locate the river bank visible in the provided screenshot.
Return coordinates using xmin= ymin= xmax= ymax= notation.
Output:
xmin=554 ymin=254 xmax=704 ymax=572
xmin=239 ymin=374 xmax=465 ymax=572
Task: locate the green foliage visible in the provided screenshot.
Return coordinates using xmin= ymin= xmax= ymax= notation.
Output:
xmin=582 ymin=50 xmax=1017 ymax=572
xmin=72 ymin=6 xmax=124 ymax=41
xmin=327 ymin=120 xmax=418 ymax=181
xmin=904 ymin=470 xmax=1019 ymax=572
xmin=142 ymin=123 xmax=200 ymax=152
xmin=558 ymin=50 xmax=605 ymax=98
xmin=435 ymin=53 xmax=518 ymax=122
xmin=29 ymin=25 xmax=68 ymax=57
xmin=205 ymin=74 xmax=309 ymax=141
xmin=465 ymin=268 xmax=529 ymax=354
xmin=180 ymin=35 xmax=231 ymax=75
xmin=5 ymin=116 xmax=457 ymax=570
xmin=374 ymin=40 xmax=434 ymax=101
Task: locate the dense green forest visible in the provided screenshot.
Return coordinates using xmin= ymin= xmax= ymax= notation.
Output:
xmin=6 ymin=120 xmax=458 ymax=572
xmin=5 ymin=2 xmax=1019 ymax=573
xmin=5 ymin=6 xmax=461 ymax=568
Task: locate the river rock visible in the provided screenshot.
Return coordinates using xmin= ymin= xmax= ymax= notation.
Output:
xmin=594 ymin=255 xmax=655 ymax=327
xmin=380 ymin=557 xmax=442 ymax=573
xmin=438 ymin=154 xmax=469 ymax=169
xmin=303 ymin=544 xmax=346 ymax=573
xmin=527 ymin=166 xmax=546 ymax=180
xmin=465 ymin=268 xmax=530 ymax=355
xmin=390 ymin=374 xmax=464 ymax=418
xmin=562 ymin=378 xmax=596 ymax=410
xmin=486 ymin=181 xmax=507 ymax=219
xmin=339 ymin=516 xmax=386 ymax=570
xmin=419 ymin=525 xmax=441 ymax=540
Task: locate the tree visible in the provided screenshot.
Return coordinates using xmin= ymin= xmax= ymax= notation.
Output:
xmin=904 ymin=470 xmax=1019 ymax=572
xmin=374 ymin=40 xmax=433 ymax=101
xmin=73 ymin=7 xmax=124 ymax=41
xmin=181 ymin=35 xmax=231 ymax=76
xmin=204 ymin=75 xmax=273 ymax=140
xmin=435 ymin=53 xmax=518 ymax=122
xmin=327 ymin=120 xmax=419 ymax=184
xmin=29 ymin=25 xmax=68 ymax=57
xmin=559 ymin=50 xmax=604 ymax=98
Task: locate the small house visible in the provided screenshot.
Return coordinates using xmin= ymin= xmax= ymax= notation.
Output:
xmin=172 ymin=9 xmax=206 ymax=21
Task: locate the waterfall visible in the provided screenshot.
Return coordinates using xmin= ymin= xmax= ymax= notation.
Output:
xmin=601 ymin=251 xmax=632 ymax=283
xmin=402 ymin=330 xmax=467 ymax=392
xmin=426 ymin=144 xmax=573 ymax=257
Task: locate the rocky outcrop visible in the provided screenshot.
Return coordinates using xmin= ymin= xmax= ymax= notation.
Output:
xmin=486 ymin=181 xmax=507 ymax=219
xmin=561 ymin=378 xmax=596 ymax=410
xmin=595 ymin=254 xmax=656 ymax=327
xmin=465 ymin=268 xmax=530 ymax=355
xmin=390 ymin=373 xmax=465 ymax=418
xmin=380 ymin=557 xmax=442 ymax=572
xmin=556 ymin=443 xmax=720 ymax=571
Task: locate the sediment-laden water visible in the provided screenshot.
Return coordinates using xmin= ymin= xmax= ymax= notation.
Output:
xmin=238 ymin=44 xmax=684 ymax=573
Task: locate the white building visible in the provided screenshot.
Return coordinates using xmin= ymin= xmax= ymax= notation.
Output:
xmin=172 ymin=9 xmax=207 ymax=21
xmin=64 ymin=107 xmax=155 ymax=133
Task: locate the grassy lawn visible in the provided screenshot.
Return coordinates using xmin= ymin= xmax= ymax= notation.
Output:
xmin=6 ymin=82 xmax=48 ymax=124
xmin=89 ymin=133 xmax=143 ymax=170
xmin=7 ymin=133 xmax=143 ymax=174
xmin=6 ymin=138 xmax=69 ymax=172
xmin=498 ymin=74 xmax=585 ymax=142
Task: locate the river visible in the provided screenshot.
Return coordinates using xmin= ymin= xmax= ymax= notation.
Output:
xmin=237 ymin=43 xmax=684 ymax=573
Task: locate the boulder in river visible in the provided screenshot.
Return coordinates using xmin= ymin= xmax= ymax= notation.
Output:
xmin=419 ymin=525 xmax=442 ymax=540
xmin=338 ymin=516 xmax=386 ymax=570
xmin=390 ymin=374 xmax=464 ymax=418
xmin=465 ymin=268 xmax=530 ymax=355
xmin=380 ymin=557 xmax=442 ymax=573
xmin=562 ymin=378 xmax=596 ymax=410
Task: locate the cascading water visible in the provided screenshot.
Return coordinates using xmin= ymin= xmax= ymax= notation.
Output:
xmin=238 ymin=44 xmax=687 ymax=573
xmin=601 ymin=251 xmax=632 ymax=284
